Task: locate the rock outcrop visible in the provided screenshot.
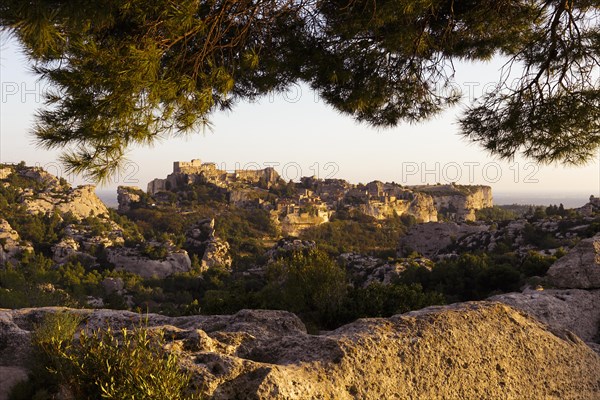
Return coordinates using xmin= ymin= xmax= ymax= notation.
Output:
xmin=398 ymin=222 xmax=489 ymax=258
xmin=265 ymin=238 xmax=317 ymax=261
xmin=0 ymin=219 xmax=32 ymax=266
xmin=546 ymin=234 xmax=600 ymax=289
xmin=202 ymin=238 xmax=232 ymax=271
xmin=22 ymin=184 xmax=109 ymax=220
xmin=1 ymin=303 xmax=599 ymax=399
xmin=490 ymin=236 xmax=600 ymax=351
xmin=57 ymin=185 xmax=109 ymax=219
xmin=491 ymin=289 xmax=600 ymax=345
xmin=578 ymin=195 xmax=600 ymax=216
xmin=278 ymin=210 xmax=330 ymax=237
xmin=414 ymin=184 xmax=493 ymax=221
xmin=186 ymin=219 xmax=232 ymax=272
xmin=107 ymin=247 xmax=192 ymax=278
xmin=117 ymin=186 xmax=143 ymax=212
xmin=357 ymin=191 xmax=438 ymax=222
xmin=339 ymin=253 xmax=434 ymax=287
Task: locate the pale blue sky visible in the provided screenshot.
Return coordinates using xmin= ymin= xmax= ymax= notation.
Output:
xmin=1 ymin=34 xmax=598 ymax=202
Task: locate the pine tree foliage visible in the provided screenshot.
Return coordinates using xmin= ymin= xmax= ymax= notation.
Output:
xmin=0 ymin=0 xmax=598 ymax=180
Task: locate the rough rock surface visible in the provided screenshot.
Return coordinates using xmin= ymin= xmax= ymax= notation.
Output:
xmin=186 ymin=219 xmax=232 ymax=272
xmin=339 ymin=253 xmax=433 ymax=287
xmin=1 ymin=303 xmax=599 ymax=399
xmin=547 ymin=234 xmax=600 ymax=289
xmin=398 ymin=222 xmax=489 ymax=258
xmin=23 ymin=184 xmax=109 ymax=220
xmin=51 ymin=237 xmax=82 ymax=264
xmin=265 ymin=238 xmax=317 ymax=260
xmin=0 ymin=219 xmax=32 ymax=266
xmin=279 ymin=211 xmax=330 ymax=237
xmin=357 ymin=191 xmax=438 ymax=223
xmin=117 ymin=186 xmax=142 ymax=212
xmin=491 ymin=288 xmax=600 ymax=344
xmin=202 ymin=238 xmax=232 ymax=271
xmin=413 ymin=184 xmax=493 ymax=221
xmin=107 ymin=247 xmax=192 ymax=278
xmin=0 ymin=367 xmax=28 ymax=400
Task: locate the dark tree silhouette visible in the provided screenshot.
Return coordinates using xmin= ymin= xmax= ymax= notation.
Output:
xmin=1 ymin=0 xmax=598 ymax=180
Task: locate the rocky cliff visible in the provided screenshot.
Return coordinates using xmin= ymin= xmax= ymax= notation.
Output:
xmin=117 ymin=186 xmax=143 ymax=212
xmin=13 ymin=167 xmax=108 ymax=220
xmin=278 ymin=210 xmax=331 ymax=237
xmin=413 ymin=184 xmax=493 ymax=221
xmin=358 ymin=191 xmax=438 ymax=222
xmin=546 ymin=235 xmax=600 ymax=289
xmin=0 ymin=220 xmax=33 ymax=267
xmin=398 ymin=222 xmax=489 ymax=258
xmin=107 ymin=246 xmax=192 ymax=279
xmin=1 ymin=303 xmax=598 ymax=399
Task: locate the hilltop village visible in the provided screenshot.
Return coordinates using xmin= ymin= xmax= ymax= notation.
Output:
xmin=1 ymin=161 xmax=600 ymax=398
xmin=139 ymin=159 xmax=492 ymax=235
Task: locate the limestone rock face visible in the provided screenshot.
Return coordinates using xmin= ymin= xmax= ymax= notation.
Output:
xmin=414 ymin=184 xmax=493 ymax=221
xmin=406 ymin=192 xmax=438 ymax=222
xmin=0 ymin=366 xmax=28 ymax=400
xmin=0 ymin=219 xmax=32 ymax=266
xmin=279 ymin=211 xmax=330 ymax=236
xmin=57 ymin=221 xmax=124 ymax=262
xmin=265 ymin=238 xmax=316 ymax=260
xmin=107 ymin=247 xmax=192 ymax=278
xmin=202 ymin=238 xmax=232 ymax=271
xmin=186 ymin=219 xmax=232 ymax=272
xmin=56 ymin=185 xmax=109 ymax=219
xmin=20 ymin=167 xmax=62 ymax=189
xmin=1 ymin=303 xmax=599 ymax=399
xmin=117 ymin=186 xmax=142 ymax=212
xmin=547 ymin=234 xmax=600 ymax=289
xmin=101 ymin=277 xmax=125 ymax=294
xmin=51 ymin=237 xmax=82 ymax=264
xmin=0 ymin=166 xmax=13 ymax=179
xmin=491 ymin=289 xmax=600 ymax=344
xmin=358 ymin=192 xmax=438 ymax=223
xmin=339 ymin=253 xmax=433 ymax=287
xmin=24 ymin=185 xmax=109 ymax=220
xmin=398 ymin=222 xmax=489 ymax=258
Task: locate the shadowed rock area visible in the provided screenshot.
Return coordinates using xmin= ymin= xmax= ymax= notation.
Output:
xmin=547 ymin=234 xmax=600 ymax=289
xmin=1 ymin=303 xmax=599 ymax=399
xmin=491 ymin=234 xmax=600 ymax=350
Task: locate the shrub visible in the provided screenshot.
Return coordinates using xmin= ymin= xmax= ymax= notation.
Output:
xmin=23 ymin=312 xmax=200 ymax=400
xmin=10 ymin=311 xmax=84 ymax=399
xmin=261 ymin=249 xmax=347 ymax=328
xmin=344 ymin=282 xmax=445 ymax=319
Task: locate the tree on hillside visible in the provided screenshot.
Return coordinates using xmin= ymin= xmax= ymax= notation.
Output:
xmin=1 ymin=0 xmax=598 ymax=180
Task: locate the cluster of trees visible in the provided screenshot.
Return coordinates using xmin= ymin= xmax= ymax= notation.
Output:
xmin=301 ymin=212 xmax=415 ymax=258
xmin=475 ymin=206 xmax=519 ymax=222
xmin=398 ymin=251 xmax=560 ymax=303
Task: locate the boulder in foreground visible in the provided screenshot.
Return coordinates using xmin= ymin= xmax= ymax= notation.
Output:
xmin=1 ymin=303 xmax=599 ymax=399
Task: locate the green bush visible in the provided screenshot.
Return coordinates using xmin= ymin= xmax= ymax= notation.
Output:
xmin=475 ymin=206 xmax=518 ymax=222
xmin=10 ymin=311 xmax=84 ymax=400
xmin=261 ymin=249 xmax=347 ymax=328
xmin=344 ymin=282 xmax=445 ymax=319
xmin=20 ymin=312 xmax=200 ymax=400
